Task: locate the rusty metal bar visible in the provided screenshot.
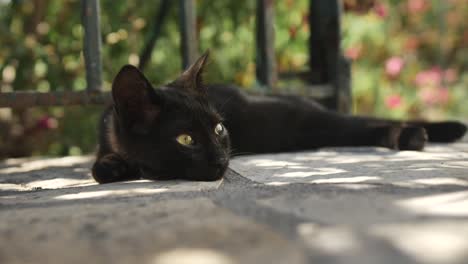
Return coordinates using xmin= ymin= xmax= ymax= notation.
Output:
xmin=255 ymin=0 xmax=277 ymax=89
xmin=0 ymin=91 xmax=111 ymax=108
xmin=138 ymin=0 xmax=172 ymax=70
xmin=309 ymin=0 xmax=350 ymax=113
xmin=179 ymin=0 xmax=198 ymax=70
xmin=81 ymin=0 xmax=103 ymax=91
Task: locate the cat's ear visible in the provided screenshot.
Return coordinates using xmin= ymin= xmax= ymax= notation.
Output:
xmin=171 ymin=50 xmax=209 ymax=94
xmin=112 ymin=65 xmax=161 ymax=134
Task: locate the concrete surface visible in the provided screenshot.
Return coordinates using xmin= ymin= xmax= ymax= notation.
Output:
xmin=1 ymin=140 xmax=468 ymax=264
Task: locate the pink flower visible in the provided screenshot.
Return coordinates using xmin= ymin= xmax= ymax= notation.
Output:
xmin=36 ymin=116 xmax=58 ymax=130
xmin=419 ymin=87 xmax=450 ymax=106
xmin=444 ymin=68 xmax=458 ymax=83
xmin=414 ymin=67 xmax=442 ymax=87
xmin=345 ymin=45 xmax=362 ymax=60
xmin=374 ymin=3 xmax=388 ymax=18
xmin=437 ymin=88 xmax=450 ymax=105
xmin=385 ymin=94 xmax=402 ymax=109
xmin=408 ymin=0 xmax=429 ymax=14
xmin=419 ymin=88 xmax=437 ymax=105
xmin=385 ymin=56 xmax=405 ymax=78
xmin=404 ymin=36 xmax=420 ymax=52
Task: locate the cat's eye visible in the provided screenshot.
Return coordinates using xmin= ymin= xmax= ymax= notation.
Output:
xmin=176 ymin=134 xmax=195 ymax=146
xmin=214 ymin=123 xmax=224 ymax=135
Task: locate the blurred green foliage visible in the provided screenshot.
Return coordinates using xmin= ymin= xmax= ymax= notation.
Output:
xmin=0 ymin=0 xmax=466 ymax=157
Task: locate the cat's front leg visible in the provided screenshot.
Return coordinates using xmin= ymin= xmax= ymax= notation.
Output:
xmin=92 ymin=153 xmax=140 ymax=184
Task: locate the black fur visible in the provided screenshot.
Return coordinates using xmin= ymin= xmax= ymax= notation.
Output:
xmin=92 ymin=53 xmax=467 ymax=183
xmin=93 ymin=53 xmax=230 ymax=183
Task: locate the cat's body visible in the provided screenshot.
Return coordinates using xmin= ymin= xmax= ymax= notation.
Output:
xmin=207 ymin=84 xmax=466 ymax=153
xmin=92 ymin=53 xmax=467 ymax=183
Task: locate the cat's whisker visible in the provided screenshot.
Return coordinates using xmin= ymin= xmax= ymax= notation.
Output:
xmin=230 ymin=151 xmax=255 ymax=157
xmin=216 ymin=177 xmax=224 ymax=189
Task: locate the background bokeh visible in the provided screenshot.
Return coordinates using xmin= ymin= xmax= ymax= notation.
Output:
xmin=0 ymin=0 xmax=466 ymax=158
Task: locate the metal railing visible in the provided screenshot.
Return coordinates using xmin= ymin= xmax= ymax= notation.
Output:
xmin=0 ymin=0 xmax=109 ymax=108
xmin=0 ymin=0 xmax=351 ymax=112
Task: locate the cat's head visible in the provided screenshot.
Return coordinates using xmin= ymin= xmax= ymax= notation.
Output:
xmin=111 ymin=52 xmax=230 ymax=181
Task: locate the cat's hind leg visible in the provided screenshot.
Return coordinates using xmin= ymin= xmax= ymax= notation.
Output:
xmin=399 ymin=126 xmax=428 ymax=150
xmin=318 ymin=113 xmax=429 ymax=151
xmin=92 ymin=153 xmax=140 ymax=184
xmin=381 ymin=125 xmax=428 ymax=151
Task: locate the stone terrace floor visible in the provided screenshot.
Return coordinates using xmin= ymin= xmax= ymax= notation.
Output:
xmin=1 ymin=137 xmax=468 ymax=264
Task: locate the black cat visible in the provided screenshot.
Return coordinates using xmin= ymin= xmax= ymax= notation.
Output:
xmin=92 ymin=52 xmax=467 ymax=183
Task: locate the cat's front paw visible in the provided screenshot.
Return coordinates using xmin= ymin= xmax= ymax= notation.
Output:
xmin=92 ymin=154 xmax=139 ymax=184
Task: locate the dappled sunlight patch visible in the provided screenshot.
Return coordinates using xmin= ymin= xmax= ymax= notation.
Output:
xmin=396 ymin=191 xmax=468 ymax=216
xmin=1 ymin=157 xmax=43 ymax=167
xmin=309 ymin=147 xmax=468 ymax=164
xmin=274 ymin=168 xmax=346 ymax=178
xmin=1 ymin=178 xmax=221 ymax=206
xmin=54 ymin=187 xmax=169 ymax=200
xmin=114 ymin=179 xmax=153 ymax=184
xmin=292 ymin=151 xmax=339 ymax=160
xmin=439 ymin=161 xmax=468 ymax=169
xmin=333 ymin=183 xmax=378 ymax=190
xmin=384 ymin=150 xmax=468 ymax=162
xmin=0 ymin=183 xmax=26 ymax=191
xmin=426 ymin=144 xmax=468 ymax=153
xmin=1 ymin=178 xmax=95 ymax=193
xmin=298 ymin=223 xmax=361 ymax=254
xmin=293 ymin=151 xmax=385 ymax=164
xmin=310 ymin=176 xmax=380 ymax=184
xmin=389 ymin=181 xmax=422 ymax=188
xmin=230 ymin=146 xmax=468 ymax=186
xmin=0 ymin=156 xmax=93 ymax=174
xmin=27 ymin=178 xmax=96 ymax=189
xmin=288 ymin=166 xmax=309 ymax=169
xmin=408 ymin=167 xmax=439 ymax=171
xmin=264 ymin=177 xmax=379 ymax=188
xmin=321 ymin=156 xmax=382 ymax=164
xmin=243 ymin=159 xmax=303 ymax=169
xmin=370 ymin=221 xmax=468 ymax=264
xmin=411 ymin=177 xmax=468 ymax=186
xmin=363 ymin=163 xmax=384 ymax=167
xmin=152 ymin=248 xmax=235 ymax=264
xmin=408 ymin=162 xmax=454 ymax=169
xmin=1 ymin=195 xmax=17 ymax=199
xmin=265 ymin=181 xmax=291 ymax=186
xmin=390 ymin=178 xmax=468 ymax=189
xmin=73 ymin=167 xmax=89 ymax=173
xmin=52 ymin=179 xmax=222 ymax=201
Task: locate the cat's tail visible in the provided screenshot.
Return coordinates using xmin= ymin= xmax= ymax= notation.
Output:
xmin=410 ymin=121 xmax=467 ymax=143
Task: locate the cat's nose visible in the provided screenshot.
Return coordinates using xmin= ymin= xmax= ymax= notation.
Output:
xmin=210 ymin=158 xmax=228 ymax=169
xmin=210 ymin=159 xmax=228 ymax=168
xmin=211 ymin=159 xmax=229 ymax=180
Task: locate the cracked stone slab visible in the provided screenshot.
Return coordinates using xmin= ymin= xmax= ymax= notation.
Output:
xmin=0 ymin=197 xmax=307 ymax=264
